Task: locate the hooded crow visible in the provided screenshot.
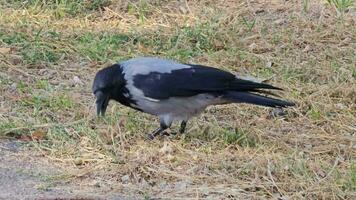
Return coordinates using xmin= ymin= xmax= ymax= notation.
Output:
xmin=92 ymin=57 xmax=294 ymax=139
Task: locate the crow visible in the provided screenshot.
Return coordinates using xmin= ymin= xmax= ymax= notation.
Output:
xmin=92 ymin=57 xmax=294 ymax=139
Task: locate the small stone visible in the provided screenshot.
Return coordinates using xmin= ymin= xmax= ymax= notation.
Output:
xmin=266 ymin=61 xmax=273 ymax=68
xmin=9 ymin=83 xmax=17 ymax=92
xmin=71 ymin=76 xmax=83 ymax=87
xmin=335 ymin=103 xmax=346 ymax=110
xmin=268 ymin=108 xmax=288 ymax=118
xmin=249 ymin=43 xmax=257 ymax=52
xmin=274 ymin=18 xmax=287 ymax=25
xmin=74 ymin=158 xmax=83 ymax=165
xmin=121 ymin=175 xmax=130 ymax=184
xmin=284 ymin=165 xmax=289 ymax=171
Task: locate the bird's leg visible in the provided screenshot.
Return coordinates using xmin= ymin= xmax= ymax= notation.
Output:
xmin=179 ymin=120 xmax=187 ymax=134
xmin=147 ymin=127 xmax=166 ymax=140
xmin=147 ymin=121 xmax=169 ymax=140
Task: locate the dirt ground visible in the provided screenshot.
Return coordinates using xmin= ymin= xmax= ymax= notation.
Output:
xmin=0 ymin=139 xmax=136 ymax=200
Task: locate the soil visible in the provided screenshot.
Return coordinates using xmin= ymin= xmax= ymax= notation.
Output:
xmin=0 ymin=139 xmax=134 ymax=200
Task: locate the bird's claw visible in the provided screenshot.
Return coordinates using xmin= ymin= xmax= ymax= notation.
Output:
xmin=146 ymin=133 xmax=155 ymax=140
xmin=160 ymin=131 xmax=170 ymax=136
xmin=146 ymin=131 xmax=171 ymax=140
xmin=169 ymin=131 xmax=179 ymax=135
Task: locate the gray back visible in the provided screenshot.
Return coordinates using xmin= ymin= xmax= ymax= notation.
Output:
xmin=120 ymin=57 xmax=191 ymax=76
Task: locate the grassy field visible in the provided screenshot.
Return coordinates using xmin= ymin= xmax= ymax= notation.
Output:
xmin=0 ymin=0 xmax=355 ymax=199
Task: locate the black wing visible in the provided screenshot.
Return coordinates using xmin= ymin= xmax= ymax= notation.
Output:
xmin=133 ymin=64 xmax=280 ymax=99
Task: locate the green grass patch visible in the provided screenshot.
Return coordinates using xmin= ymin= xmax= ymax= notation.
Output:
xmin=20 ymin=93 xmax=75 ymax=111
xmin=0 ymin=32 xmax=28 ymax=44
xmin=73 ymin=32 xmax=132 ymax=62
xmin=2 ymin=0 xmax=111 ymax=17
xmin=223 ymin=128 xmax=257 ymax=147
xmin=307 ymin=105 xmax=322 ymax=121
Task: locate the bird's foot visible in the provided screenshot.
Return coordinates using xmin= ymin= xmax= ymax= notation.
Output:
xmin=146 ymin=131 xmax=170 ymax=140
xmin=170 ymin=132 xmax=178 ymax=135
xmin=146 ymin=133 xmax=155 ymax=140
xmin=160 ymin=131 xmax=170 ymax=136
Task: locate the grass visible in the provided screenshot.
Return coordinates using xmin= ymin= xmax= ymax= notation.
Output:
xmin=5 ymin=0 xmax=111 ymax=17
xmin=327 ymin=0 xmax=354 ymax=17
xmin=0 ymin=0 xmax=355 ymax=199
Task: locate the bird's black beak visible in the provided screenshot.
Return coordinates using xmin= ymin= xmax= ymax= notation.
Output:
xmin=95 ymin=91 xmax=110 ymax=116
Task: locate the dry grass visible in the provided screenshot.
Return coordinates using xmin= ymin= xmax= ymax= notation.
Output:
xmin=0 ymin=0 xmax=355 ymax=199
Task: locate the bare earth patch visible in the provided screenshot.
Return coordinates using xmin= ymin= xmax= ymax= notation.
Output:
xmin=0 ymin=139 xmax=134 ymax=200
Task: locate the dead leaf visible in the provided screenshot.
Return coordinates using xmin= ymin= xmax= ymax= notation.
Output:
xmin=19 ymin=135 xmax=32 ymax=141
xmin=31 ymin=129 xmax=46 ymax=140
xmin=0 ymin=47 xmax=11 ymax=54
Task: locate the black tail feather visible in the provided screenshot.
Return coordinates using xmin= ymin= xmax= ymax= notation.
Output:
xmin=232 ymin=79 xmax=283 ymax=91
xmin=249 ymin=89 xmax=282 ymax=98
xmin=224 ymin=91 xmax=295 ymax=108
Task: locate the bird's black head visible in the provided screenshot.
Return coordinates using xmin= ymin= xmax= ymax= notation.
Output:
xmin=92 ymin=64 xmax=125 ymax=116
